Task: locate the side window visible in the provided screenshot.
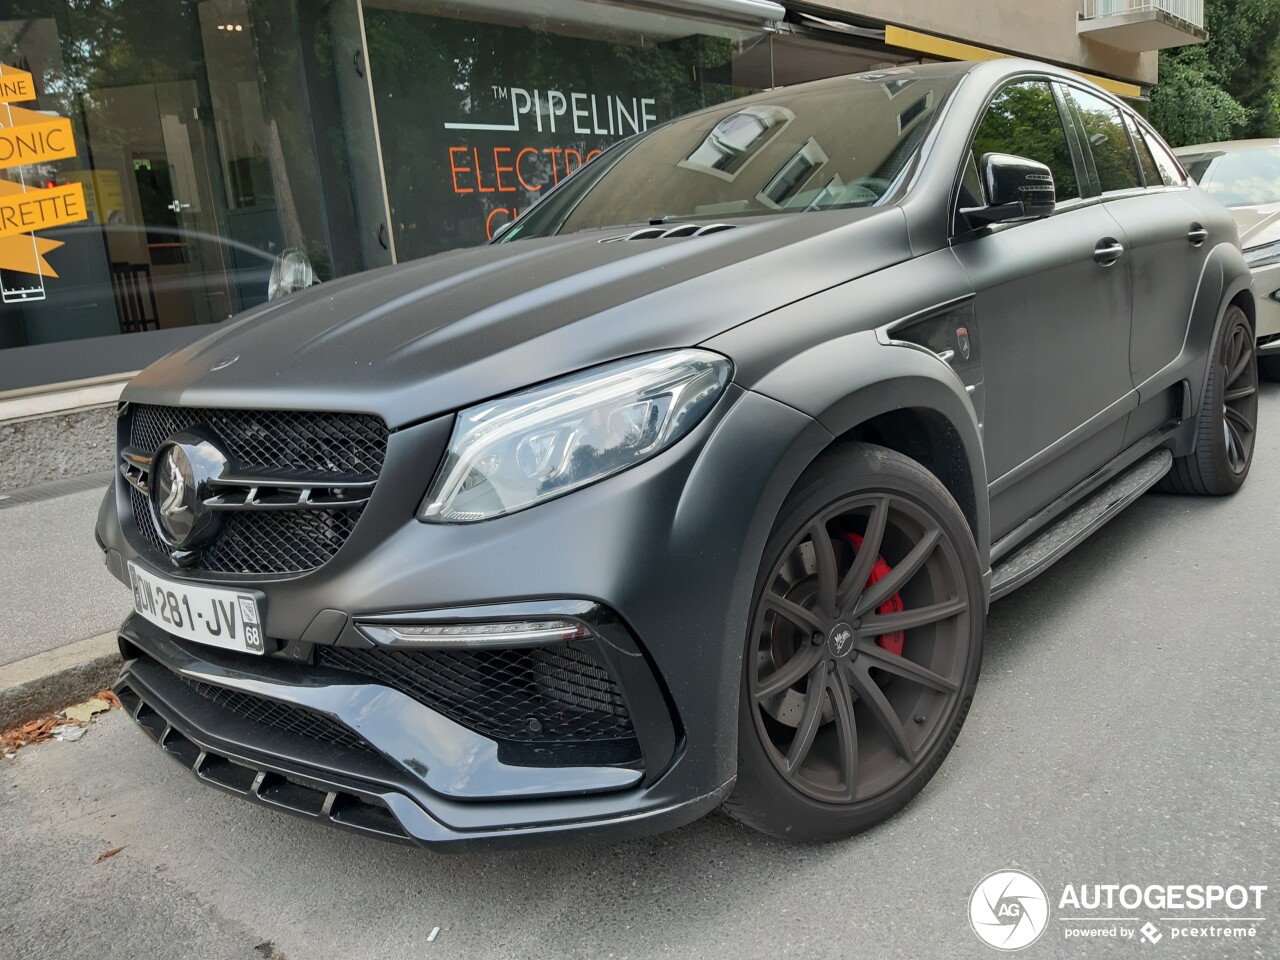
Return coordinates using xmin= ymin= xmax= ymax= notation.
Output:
xmin=969 ymin=80 xmax=1081 ymax=203
xmin=1125 ymin=115 xmax=1162 ymax=188
xmin=1067 ymin=87 xmax=1141 ymax=193
xmin=1140 ymin=125 xmax=1188 ymax=187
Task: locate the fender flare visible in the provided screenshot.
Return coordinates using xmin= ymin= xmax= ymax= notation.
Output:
xmin=1188 ymin=242 xmax=1255 ymax=412
xmin=748 ymin=329 xmax=990 ymax=565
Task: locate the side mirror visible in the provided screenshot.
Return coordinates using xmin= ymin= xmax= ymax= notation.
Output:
xmin=965 ymin=153 xmax=1056 ymax=226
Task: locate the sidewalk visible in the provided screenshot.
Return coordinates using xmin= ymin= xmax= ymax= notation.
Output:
xmin=0 ymin=478 xmax=131 ymax=667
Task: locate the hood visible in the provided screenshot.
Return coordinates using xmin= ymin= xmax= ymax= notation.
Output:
xmin=1230 ymin=201 xmax=1280 ymax=250
xmin=123 ymin=208 xmax=911 ymax=428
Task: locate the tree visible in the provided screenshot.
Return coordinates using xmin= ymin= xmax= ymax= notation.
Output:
xmin=1151 ymin=0 xmax=1280 ymax=146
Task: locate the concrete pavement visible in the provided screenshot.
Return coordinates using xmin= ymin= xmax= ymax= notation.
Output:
xmin=0 ymin=485 xmax=131 ymax=666
xmin=2 ymin=386 xmax=1278 ymax=959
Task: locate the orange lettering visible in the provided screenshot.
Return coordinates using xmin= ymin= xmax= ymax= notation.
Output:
xmin=542 ymin=148 xmax=563 ymax=185
xmin=493 ymin=147 xmax=517 ymax=193
xmin=486 ymin=207 xmax=516 ymax=239
xmin=473 ymin=148 xmax=495 ymax=193
xmin=449 ymin=146 xmax=473 ymax=194
xmin=564 ymin=148 xmax=583 ymax=176
xmin=516 ymin=148 xmax=542 ymax=191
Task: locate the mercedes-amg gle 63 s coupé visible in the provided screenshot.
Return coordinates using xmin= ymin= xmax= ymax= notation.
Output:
xmin=98 ymin=59 xmax=1257 ymax=849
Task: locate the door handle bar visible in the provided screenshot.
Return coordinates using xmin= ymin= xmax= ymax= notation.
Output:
xmin=1094 ymin=240 xmax=1125 ymax=266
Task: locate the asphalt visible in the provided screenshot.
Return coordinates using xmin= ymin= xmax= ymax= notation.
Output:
xmin=0 ymin=485 xmax=132 ymax=666
xmin=2 ymin=385 xmax=1278 ymax=960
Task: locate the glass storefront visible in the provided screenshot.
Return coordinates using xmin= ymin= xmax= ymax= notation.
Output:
xmin=0 ymin=0 xmax=927 ymax=390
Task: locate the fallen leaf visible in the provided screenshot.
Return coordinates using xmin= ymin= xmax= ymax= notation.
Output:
xmin=64 ymin=697 xmax=111 ymax=724
xmin=0 ymin=714 xmax=59 ymax=754
xmin=93 ymin=846 xmax=127 ymax=864
xmin=96 ymin=690 xmax=123 ymax=710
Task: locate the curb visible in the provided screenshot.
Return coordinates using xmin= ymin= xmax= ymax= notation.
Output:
xmin=0 ymin=633 xmax=122 ymax=729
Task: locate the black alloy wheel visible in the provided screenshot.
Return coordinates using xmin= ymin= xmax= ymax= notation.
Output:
xmin=1161 ymin=305 xmax=1258 ymax=496
xmin=1219 ymin=318 xmax=1258 ymax=476
xmin=725 ymin=443 xmax=983 ymax=841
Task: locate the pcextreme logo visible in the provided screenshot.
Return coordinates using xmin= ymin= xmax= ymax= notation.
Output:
xmin=969 ymin=871 xmax=1269 ymax=950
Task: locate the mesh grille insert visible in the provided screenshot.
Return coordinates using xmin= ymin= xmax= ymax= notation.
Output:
xmin=179 ymin=675 xmax=373 ymax=754
xmin=129 ymin=405 xmax=388 ymax=478
xmin=316 ymin=644 xmax=636 ymax=745
xmin=123 ymin=405 xmax=388 ymax=575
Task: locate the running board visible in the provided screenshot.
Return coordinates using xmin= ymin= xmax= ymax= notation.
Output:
xmin=990 ymin=448 xmax=1172 ymax=601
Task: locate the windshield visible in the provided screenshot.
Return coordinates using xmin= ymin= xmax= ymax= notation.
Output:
xmin=1183 ymin=146 xmax=1280 ymax=207
xmin=500 ymin=69 xmax=962 ymax=240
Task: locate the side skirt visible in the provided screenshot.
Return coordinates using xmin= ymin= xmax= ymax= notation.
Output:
xmin=990 ymin=448 xmax=1172 ymax=601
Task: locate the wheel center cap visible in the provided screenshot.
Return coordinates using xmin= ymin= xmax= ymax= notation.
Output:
xmin=827 ymin=621 xmax=857 ymax=660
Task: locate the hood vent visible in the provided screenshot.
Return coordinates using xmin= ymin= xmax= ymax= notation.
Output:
xmin=600 ymin=223 xmax=737 ymax=243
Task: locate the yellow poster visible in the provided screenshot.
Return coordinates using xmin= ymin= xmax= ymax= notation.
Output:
xmin=0 ymin=62 xmax=88 ymax=278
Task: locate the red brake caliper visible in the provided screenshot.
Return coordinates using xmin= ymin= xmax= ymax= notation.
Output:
xmin=844 ymin=532 xmax=905 ymax=656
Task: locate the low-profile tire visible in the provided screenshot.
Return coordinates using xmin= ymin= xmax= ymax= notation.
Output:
xmin=1160 ymin=304 xmax=1259 ymax=496
xmin=723 ymin=442 xmax=984 ymax=842
xmin=1258 ymin=354 xmax=1280 ymax=383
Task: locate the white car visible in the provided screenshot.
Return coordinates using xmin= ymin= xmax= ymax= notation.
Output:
xmin=1176 ymin=139 xmax=1280 ymax=380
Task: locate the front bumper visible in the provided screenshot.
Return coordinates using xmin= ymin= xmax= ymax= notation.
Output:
xmin=99 ymin=386 xmax=829 ymax=848
xmin=1250 ymin=259 xmax=1280 ymax=345
xmin=115 ymin=614 xmax=731 ymax=850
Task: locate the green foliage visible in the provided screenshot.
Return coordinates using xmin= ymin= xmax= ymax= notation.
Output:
xmin=1152 ymin=0 xmax=1280 ymax=146
xmin=1150 ymin=55 xmax=1249 ymax=146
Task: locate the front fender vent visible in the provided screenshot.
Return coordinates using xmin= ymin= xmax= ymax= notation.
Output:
xmin=600 ymin=223 xmax=736 ymax=243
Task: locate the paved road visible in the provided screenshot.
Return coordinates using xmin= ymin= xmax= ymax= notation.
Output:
xmin=3 ymin=386 xmax=1278 ymax=960
xmin=0 ymin=487 xmax=132 ymax=665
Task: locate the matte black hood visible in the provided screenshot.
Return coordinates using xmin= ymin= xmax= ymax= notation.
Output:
xmin=124 ymin=208 xmax=911 ymax=428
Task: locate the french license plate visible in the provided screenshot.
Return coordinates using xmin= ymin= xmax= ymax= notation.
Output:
xmin=128 ymin=562 xmax=265 ymax=655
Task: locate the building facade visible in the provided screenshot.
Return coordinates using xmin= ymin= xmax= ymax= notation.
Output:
xmin=0 ymin=0 xmax=1205 ymax=405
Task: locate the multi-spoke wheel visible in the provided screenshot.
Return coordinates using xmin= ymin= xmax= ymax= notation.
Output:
xmin=1161 ymin=304 xmax=1258 ymax=496
xmin=724 ymin=443 xmax=983 ymax=841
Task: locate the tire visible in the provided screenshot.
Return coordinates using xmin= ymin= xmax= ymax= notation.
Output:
xmin=1160 ymin=305 xmax=1259 ymax=496
xmin=1259 ymin=354 xmax=1280 ymax=383
xmin=723 ymin=442 xmax=984 ymax=842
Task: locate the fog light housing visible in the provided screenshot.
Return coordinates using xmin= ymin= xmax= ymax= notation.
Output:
xmin=358 ymin=618 xmax=589 ymax=649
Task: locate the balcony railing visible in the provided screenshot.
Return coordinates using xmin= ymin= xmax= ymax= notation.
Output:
xmin=1079 ymin=0 xmax=1207 ymax=51
xmin=1082 ymin=0 xmax=1205 ymax=30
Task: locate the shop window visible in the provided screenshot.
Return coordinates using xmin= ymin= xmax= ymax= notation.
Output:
xmin=362 ymin=0 xmax=771 ymax=258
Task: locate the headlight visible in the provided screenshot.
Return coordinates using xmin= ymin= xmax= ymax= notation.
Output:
xmin=420 ymin=349 xmax=732 ymax=523
xmin=1244 ymin=240 xmax=1280 ymax=269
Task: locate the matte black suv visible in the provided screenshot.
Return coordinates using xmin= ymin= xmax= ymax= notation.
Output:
xmin=97 ymin=59 xmax=1257 ymax=849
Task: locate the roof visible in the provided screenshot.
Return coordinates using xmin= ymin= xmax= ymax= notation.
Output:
xmin=1174 ymin=138 xmax=1280 ymax=156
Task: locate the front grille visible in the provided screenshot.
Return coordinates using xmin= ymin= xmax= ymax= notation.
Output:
xmin=123 ymin=405 xmax=388 ymax=576
xmin=130 ymin=405 xmax=388 ymax=478
xmin=179 ymin=675 xmax=373 ymax=754
xmin=316 ymin=644 xmax=636 ymax=745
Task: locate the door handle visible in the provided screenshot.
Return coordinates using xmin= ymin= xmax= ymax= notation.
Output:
xmin=1094 ymin=238 xmax=1125 ymax=266
xmin=1188 ymin=224 xmax=1209 ymax=246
